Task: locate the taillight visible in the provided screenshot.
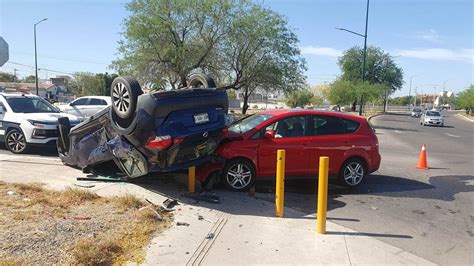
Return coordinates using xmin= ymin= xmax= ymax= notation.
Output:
xmin=146 ymin=135 xmax=173 ymax=151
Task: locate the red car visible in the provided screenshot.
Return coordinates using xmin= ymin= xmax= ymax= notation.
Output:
xmin=197 ymin=109 xmax=381 ymax=191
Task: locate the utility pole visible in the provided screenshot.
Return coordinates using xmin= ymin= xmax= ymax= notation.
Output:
xmin=13 ymin=69 xmax=18 ymax=82
xmin=34 ymin=18 xmax=47 ymax=96
xmin=408 ymin=76 xmax=414 ymax=107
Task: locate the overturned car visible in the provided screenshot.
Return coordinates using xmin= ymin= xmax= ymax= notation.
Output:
xmin=57 ymin=75 xmax=228 ymax=178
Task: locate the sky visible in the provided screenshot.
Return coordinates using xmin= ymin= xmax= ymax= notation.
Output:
xmin=0 ymin=0 xmax=473 ymax=97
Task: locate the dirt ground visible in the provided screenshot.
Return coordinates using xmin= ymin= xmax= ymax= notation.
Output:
xmin=0 ymin=182 xmax=172 ymax=265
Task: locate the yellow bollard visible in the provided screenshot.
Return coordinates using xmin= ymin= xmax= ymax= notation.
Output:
xmin=317 ymin=156 xmax=329 ymax=234
xmin=188 ymin=166 xmax=196 ymax=193
xmin=275 ymin=149 xmax=286 ymax=217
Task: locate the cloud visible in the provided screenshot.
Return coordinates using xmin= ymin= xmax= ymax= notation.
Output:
xmin=415 ymin=29 xmax=443 ymax=44
xmin=300 ymin=46 xmax=342 ymax=57
xmin=396 ymin=48 xmax=474 ymax=63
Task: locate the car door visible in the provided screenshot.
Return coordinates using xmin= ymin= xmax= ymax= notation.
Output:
xmin=307 ymin=115 xmax=352 ymax=174
xmin=66 ymin=98 xmax=89 ymax=118
xmin=257 ymin=115 xmax=311 ymax=177
xmin=84 ymin=98 xmax=107 ymax=116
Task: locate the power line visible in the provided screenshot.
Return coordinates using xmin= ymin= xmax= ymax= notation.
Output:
xmin=11 ymin=50 xmax=109 ymax=65
xmin=5 ymin=62 xmax=74 ymax=75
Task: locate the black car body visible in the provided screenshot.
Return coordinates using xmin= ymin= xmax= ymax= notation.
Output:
xmin=58 ymin=75 xmax=228 ymax=178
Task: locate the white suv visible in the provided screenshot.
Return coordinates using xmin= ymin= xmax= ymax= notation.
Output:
xmin=58 ymin=96 xmax=111 ymax=119
xmin=0 ymin=93 xmax=81 ymax=154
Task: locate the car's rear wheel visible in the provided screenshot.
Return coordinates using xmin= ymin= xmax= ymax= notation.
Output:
xmin=5 ymin=129 xmax=28 ymax=154
xmin=338 ymin=158 xmax=366 ymax=188
xmin=187 ymin=74 xmax=216 ymax=88
xmin=222 ymin=159 xmax=255 ymax=191
xmin=110 ymin=77 xmax=143 ymax=129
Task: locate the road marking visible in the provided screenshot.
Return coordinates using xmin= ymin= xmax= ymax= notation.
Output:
xmin=445 ymin=133 xmax=460 ymax=138
xmin=394 ymin=130 xmax=403 ymax=134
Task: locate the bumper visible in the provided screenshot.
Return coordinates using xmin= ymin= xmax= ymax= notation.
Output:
xmin=424 ymin=120 xmax=443 ymax=126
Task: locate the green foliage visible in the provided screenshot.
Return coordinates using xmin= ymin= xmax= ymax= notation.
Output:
xmin=112 ymin=0 xmax=306 ymax=114
xmin=390 ymin=96 xmax=413 ymax=106
xmin=338 ymin=46 xmax=404 ymax=95
xmin=326 ymin=80 xmax=386 ymax=106
xmin=285 ymin=89 xmax=313 ymax=108
xmin=455 ymin=85 xmax=474 ymax=114
xmin=227 ymin=90 xmax=237 ymax=100
xmin=0 ymin=72 xmax=16 ymax=82
xmin=70 ymin=72 xmax=118 ymax=96
xmin=22 ymin=75 xmax=36 ymax=83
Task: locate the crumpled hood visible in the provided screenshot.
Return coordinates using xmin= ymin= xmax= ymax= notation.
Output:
xmin=20 ymin=112 xmax=81 ymax=123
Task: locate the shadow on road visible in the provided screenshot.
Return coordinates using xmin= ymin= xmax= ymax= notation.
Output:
xmin=325 ymin=231 xmax=413 ymax=239
xmin=0 ymin=145 xmax=59 ymax=157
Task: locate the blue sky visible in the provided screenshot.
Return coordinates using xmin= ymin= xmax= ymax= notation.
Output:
xmin=0 ymin=0 xmax=472 ymax=96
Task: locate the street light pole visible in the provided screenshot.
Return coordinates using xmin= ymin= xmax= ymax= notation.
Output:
xmin=335 ymin=0 xmax=369 ymax=116
xmin=34 ymin=18 xmax=47 ymax=96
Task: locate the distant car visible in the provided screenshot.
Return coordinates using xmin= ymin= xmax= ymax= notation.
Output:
xmin=0 ymin=93 xmax=80 ymax=153
xmin=411 ymin=108 xmax=422 ymax=117
xmin=420 ymin=110 xmax=444 ymax=127
xmin=58 ymin=96 xmax=111 ymax=119
xmin=197 ymin=109 xmax=381 ymax=191
xmin=57 ymin=75 xmax=228 ymax=178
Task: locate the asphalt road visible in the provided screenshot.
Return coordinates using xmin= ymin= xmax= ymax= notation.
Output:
xmin=0 ymin=111 xmax=472 ymax=264
xmin=265 ymin=111 xmax=473 ymax=265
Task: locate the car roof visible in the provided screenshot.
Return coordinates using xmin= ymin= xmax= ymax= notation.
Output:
xmin=259 ymin=109 xmax=367 ymax=122
xmin=76 ymin=96 xmax=110 ymax=100
xmin=0 ymin=92 xmax=39 ymax=98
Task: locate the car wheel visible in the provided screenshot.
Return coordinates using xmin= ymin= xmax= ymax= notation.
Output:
xmin=57 ymin=117 xmax=71 ymax=155
xmin=5 ymin=129 xmax=28 ymax=154
xmin=110 ymin=77 xmax=143 ymax=129
xmin=187 ymin=74 xmax=216 ymax=88
xmin=338 ymin=158 xmax=366 ymax=188
xmin=222 ymin=159 xmax=255 ymax=191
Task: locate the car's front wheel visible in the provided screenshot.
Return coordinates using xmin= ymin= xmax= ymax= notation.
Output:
xmin=5 ymin=129 xmax=28 ymax=154
xmin=222 ymin=159 xmax=255 ymax=191
xmin=338 ymin=158 xmax=366 ymax=188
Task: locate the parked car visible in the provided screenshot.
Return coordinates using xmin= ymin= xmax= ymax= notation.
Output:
xmin=197 ymin=109 xmax=381 ymax=191
xmin=420 ymin=110 xmax=444 ymax=127
xmin=0 ymin=92 xmax=81 ymax=154
xmin=411 ymin=107 xmax=422 ymax=117
xmin=58 ymin=96 xmax=111 ymax=119
xmin=57 ymin=75 xmax=228 ymax=178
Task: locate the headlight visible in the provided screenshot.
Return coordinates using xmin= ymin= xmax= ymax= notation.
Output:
xmin=27 ymin=120 xmax=56 ymax=128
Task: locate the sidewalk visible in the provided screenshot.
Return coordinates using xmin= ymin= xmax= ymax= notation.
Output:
xmin=0 ymin=154 xmax=435 ymax=265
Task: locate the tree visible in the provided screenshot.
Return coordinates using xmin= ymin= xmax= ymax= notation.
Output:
xmin=326 ymin=80 xmax=385 ymax=109
xmin=455 ymin=86 xmax=474 ymax=114
xmin=22 ymin=75 xmax=36 ymax=83
xmin=0 ymin=72 xmax=16 ymax=82
xmin=285 ymin=90 xmax=313 ymax=108
xmin=112 ymin=0 xmax=306 ymax=114
xmin=338 ymin=46 xmax=404 ymax=111
xmin=70 ymin=73 xmax=105 ymax=96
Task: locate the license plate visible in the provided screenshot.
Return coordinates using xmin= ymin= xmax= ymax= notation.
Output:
xmin=194 ymin=113 xmax=209 ymax=124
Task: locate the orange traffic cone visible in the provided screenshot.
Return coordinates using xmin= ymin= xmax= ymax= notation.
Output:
xmin=416 ymin=144 xmax=429 ymax=170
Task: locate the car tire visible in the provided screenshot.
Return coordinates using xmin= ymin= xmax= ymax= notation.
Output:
xmin=187 ymin=74 xmax=216 ymax=88
xmin=222 ymin=158 xmax=255 ymax=191
xmin=5 ymin=129 xmax=28 ymax=154
xmin=57 ymin=117 xmax=71 ymax=156
xmin=110 ymin=77 xmax=143 ymax=129
xmin=338 ymin=158 xmax=366 ymax=188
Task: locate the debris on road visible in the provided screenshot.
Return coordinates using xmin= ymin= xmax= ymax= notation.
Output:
xmin=162 ymin=198 xmax=179 ymax=211
xmin=177 ymin=222 xmax=190 ymax=226
xmin=206 ymin=233 xmax=215 ymax=239
xmin=198 ymin=214 xmax=214 ymax=223
xmin=73 ymin=183 xmax=96 ymax=188
xmin=183 ymin=193 xmax=220 ymax=204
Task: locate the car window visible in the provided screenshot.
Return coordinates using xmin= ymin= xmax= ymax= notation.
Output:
xmin=265 ymin=116 xmax=306 ymax=138
xmin=72 ymin=98 xmax=89 ymax=106
xmin=5 ymin=97 xmax=59 ymax=113
xmin=228 ymin=114 xmax=274 ymax=134
xmin=310 ymin=115 xmax=346 ymax=136
xmin=90 ymin=98 xmax=107 ymax=105
xmin=341 ymin=118 xmax=360 ymax=133
xmin=426 ymin=111 xmax=440 ymax=116
xmin=250 ymin=130 xmax=261 ymax=140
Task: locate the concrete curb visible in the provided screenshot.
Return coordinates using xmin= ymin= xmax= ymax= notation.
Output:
xmin=367 ymin=112 xmax=384 ymax=122
xmin=456 ymin=113 xmax=474 ymax=122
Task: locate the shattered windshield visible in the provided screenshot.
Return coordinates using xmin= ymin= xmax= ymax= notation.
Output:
xmin=228 ymin=114 xmax=274 ymax=134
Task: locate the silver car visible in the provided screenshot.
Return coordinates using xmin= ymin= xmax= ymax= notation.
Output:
xmin=420 ymin=110 xmax=444 ymax=127
xmin=411 ymin=107 xmax=422 ymax=117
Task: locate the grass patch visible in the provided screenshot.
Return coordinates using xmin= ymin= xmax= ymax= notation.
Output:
xmin=0 ymin=182 xmax=172 ymax=265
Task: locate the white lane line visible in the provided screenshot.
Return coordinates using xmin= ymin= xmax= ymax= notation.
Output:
xmin=445 ymin=133 xmax=461 ymax=138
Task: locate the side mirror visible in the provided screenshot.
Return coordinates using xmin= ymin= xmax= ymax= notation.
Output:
xmin=264 ymin=130 xmax=275 ymax=139
xmin=69 ymin=102 xmax=74 ymax=106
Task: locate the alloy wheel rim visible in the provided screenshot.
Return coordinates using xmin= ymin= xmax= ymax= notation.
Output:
xmin=226 ymin=163 xmax=252 ymax=189
xmin=7 ymin=132 xmax=26 ymax=153
xmin=112 ymin=82 xmax=130 ymax=116
xmin=344 ymin=162 xmax=364 ymax=186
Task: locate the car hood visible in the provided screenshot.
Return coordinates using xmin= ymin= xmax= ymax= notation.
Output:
xmin=20 ymin=112 xmax=81 ymax=123
xmin=424 ymin=115 xmax=443 ymax=119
